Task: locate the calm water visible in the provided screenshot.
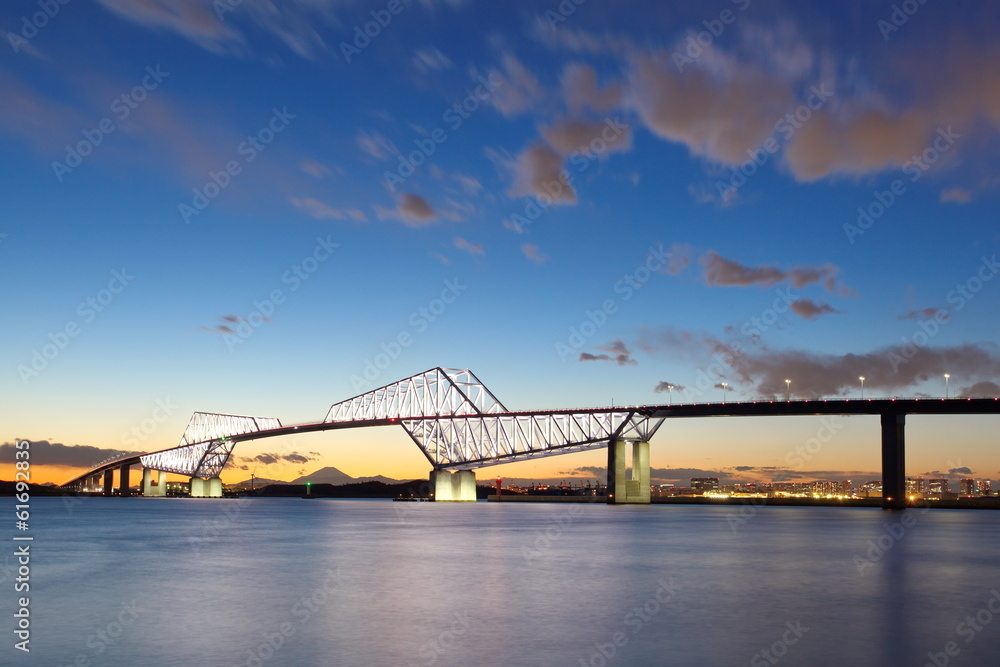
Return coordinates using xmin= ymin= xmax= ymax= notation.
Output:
xmin=4 ymin=497 xmax=1000 ymax=666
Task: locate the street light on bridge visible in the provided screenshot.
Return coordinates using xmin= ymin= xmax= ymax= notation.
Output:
xmin=944 ymin=373 xmax=950 ymax=399
xmin=859 ymin=376 xmax=866 ymax=400
xmin=668 ymin=384 xmax=674 ymax=405
xmin=721 ymin=382 xmax=728 ymax=403
xmin=785 ymin=379 xmax=791 ymax=401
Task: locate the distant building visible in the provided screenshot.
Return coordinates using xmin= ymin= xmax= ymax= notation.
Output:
xmin=858 ymin=481 xmax=882 ymax=498
xmin=928 ymin=479 xmax=949 ymax=495
xmin=906 ymin=477 xmax=925 ymax=494
xmin=978 ymin=480 xmax=992 ymax=496
xmin=690 ymin=478 xmax=720 ymax=493
xmin=959 ymin=479 xmax=976 ymax=496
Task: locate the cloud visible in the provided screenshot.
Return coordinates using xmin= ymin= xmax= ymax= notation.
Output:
xmin=200 ymin=314 xmax=268 ymax=335
xmin=663 ymin=243 xmax=694 ymax=275
xmin=898 ymin=308 xmax=948 ymax=321
xmin=654 ymin=381 xmax=685 ymax=393
xmin=412 ymin=47 xmax=453 ymax=72
xmin=356 ymin=130 xmax=397 ymax=160
xmin=783 ymin=42 xmax=1000 ymax=181
xmin=398 ymin=193 xmax=436 ymax=226
xmin=540 ymin=117 xmax=633 ymax=157
xmin=521 ymin=243 xmax=547 ymax=264
xmin=700 ymin=251 xmax=849 ymax=293
xmin=580 ymin=340 xmax=637 ymax=366
xmin=790 ymin=298 xmax=839 ymax=319
xmin=289 ymin=196 xmax=346 ymax=220
xmin=95 ymin=0 xmax=339 ymax=58
xmin=711 ymin=341 xmax=1000 ymax=398
xmin=300 ymin=159 xmax=337 ymax=178
xmin=487 ymin=52 xmax=544 ymax=117
xmin=95 ymin=0 xmax=245 ymax=54
xmin=453 ymin=237 xmax=484 ymax=255
xmin=960 ymin=381 xmax=1000 ymax=398
xmin=628 ymin=51 xmax=794 ymax=165
xmin=0 ymin=440 xmax=136 ymax=466
xmin=508 ymin=144 xmax=576 ymax=203
xmin=561 ymin=63 xmax=623 ymax=114
xmin=253 ymin=451 xmax=316 ymax=466
xmin=453 ymin=174 xmax=482 ymax=195
xmin=940 ymin=187 xmax=973 ymax=204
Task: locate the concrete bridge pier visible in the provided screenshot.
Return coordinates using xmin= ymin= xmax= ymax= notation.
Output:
xmin=881 ymin=413 xmax=906 ymax=510
xmin=189 ymin=477 xmax=223 ymax=498
xmin=430 ymin=470 xmax=477 ymax=501
xmin=607 ymin=439 xmax=651 ymax=504
xmin=103 ymin=469 xmax=114 ymax=496
xmin=143 ymin=468 xmax=167 ymax=496
xmin=119 ymin=464 xmax=131 ymax=496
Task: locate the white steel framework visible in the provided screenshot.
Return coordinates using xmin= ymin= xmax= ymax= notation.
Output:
xmin=129 ymin=370 xmax=665 ymax=478
xmin=325 ymin=367 xmax=506 ymax=422
xmin=402 ymin=410 xmax=664 ymax=469
xmin=139 ymin=412 xmax=281 ymax=478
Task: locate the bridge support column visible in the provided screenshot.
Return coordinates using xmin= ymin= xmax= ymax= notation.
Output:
xmin=430 ymin=470 xmax=476 ymax=501
xmin=208 ymin=477 xmax=223 ymax=498
xmin=144 ymin=469 xmax=166 ymax=497
xmin=190 ymin=477 xmax=206 ymax=498
xmin=881 ymin=413 xmax=906 ymax=510
xmin=119 ymin=465 xmax=131 ymax=497
xmin=103 ymin=469 xmax=114 ymax=496
xmin=607 ymin=440 xmax=650 ymax=504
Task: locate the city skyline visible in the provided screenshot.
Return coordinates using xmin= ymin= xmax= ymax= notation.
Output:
xmin=2 ymin=1 xmax=999 ymax=487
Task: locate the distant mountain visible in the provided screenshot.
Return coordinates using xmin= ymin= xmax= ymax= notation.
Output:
xmin=291 ymin=467 xmax=410 ymax=485
xmin=230 ymin=477 xmax=286 ymax=488
xmin=357 ymin=475 xmax=408 ymax=484
xmin=291 ymin=466 xmax=358 ymax=485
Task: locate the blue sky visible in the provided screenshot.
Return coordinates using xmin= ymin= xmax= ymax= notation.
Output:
xmin=2 ymin=0 xmax=999 ymax=485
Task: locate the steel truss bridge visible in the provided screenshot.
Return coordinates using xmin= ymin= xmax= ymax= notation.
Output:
xmin=63 ymin=366 xmax=1000 ymax=508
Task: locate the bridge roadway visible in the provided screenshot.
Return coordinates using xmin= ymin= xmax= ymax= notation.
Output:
xmin=64 ymin=397 xmax=1000 ymax=509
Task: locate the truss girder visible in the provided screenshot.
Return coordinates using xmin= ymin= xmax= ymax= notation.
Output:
xmin=178 ymin=412 xmax=282 ymax=447
xmin=325 ymin=367 xmax=507 ymax=423
xmin=137 ymin=412 xmax=280 ymax=478
xmin=401 ymin=411 xmax=665 ymax=469
xmin=139 ymin=438 xmax=236 ymax=478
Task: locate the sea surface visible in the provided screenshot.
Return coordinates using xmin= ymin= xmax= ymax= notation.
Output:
xmin=4 ymin=497 xmax=1000 ymax=666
